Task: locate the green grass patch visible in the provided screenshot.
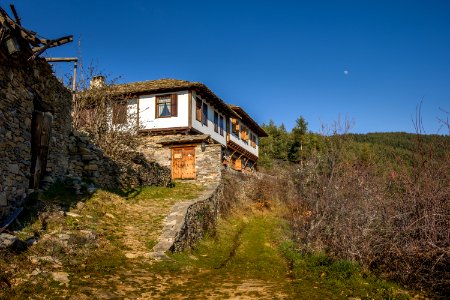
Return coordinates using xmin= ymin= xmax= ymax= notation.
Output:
xmin=280 ymin=241 xmax=410 ymax=299
xmin=127 ymin=182 xmax=203 ymax=201
xmin=148 ymin=212 xmax=295 ymax=297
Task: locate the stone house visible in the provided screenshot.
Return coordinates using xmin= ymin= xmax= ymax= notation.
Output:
xmin=84 ymin=78 xmax=268 ymax=183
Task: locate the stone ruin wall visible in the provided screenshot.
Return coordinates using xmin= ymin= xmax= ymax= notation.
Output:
xmin=0 ymin=52 xmax=72 ymax=220
xmin=0 ymin=53 xmax=171 ymax=223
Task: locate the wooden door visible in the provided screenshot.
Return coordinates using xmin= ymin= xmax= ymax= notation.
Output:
xmin=172 ymin=147 xmax=196 ymax=179
xmin=30 ymin=111 xmax=53 ymax=189
xmin=234 ymin=157 xmax=242 ymax=171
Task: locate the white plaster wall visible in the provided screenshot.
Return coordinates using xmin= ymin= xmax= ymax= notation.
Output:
xmin=127 ymin=98 xmax=138 ymax=127
xmin=191 ymin=91 xmax=227 ymax=146
xmin=138 ymin=91 xmax=189 ymax=129
xmin=228 ymin=118 xmax=259 ymax=157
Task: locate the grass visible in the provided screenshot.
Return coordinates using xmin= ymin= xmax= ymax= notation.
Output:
xmin=1 ymin=181 xmax=416 ymax=299
xmin=145 ymin=204 xmax=412 ymax=299
xmin=280 ymin=242 xmax=410 ymax=299
xmin=0 ymin=182 xmax=203 ymax=299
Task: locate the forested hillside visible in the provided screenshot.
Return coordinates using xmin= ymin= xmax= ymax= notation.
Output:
xmin=259 ymin=117 xmax=450 ymax=298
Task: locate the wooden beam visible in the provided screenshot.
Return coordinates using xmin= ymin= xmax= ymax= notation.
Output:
xmin=45 ymin=57 xmax=78 ymax=62
xmin=9 ymin=4 xmax=21 ymax=25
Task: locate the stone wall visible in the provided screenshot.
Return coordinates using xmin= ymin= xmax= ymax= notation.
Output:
xmin=151 ymin=183 xmax=223 ymax=257
xmin=195 ymin=143 xmax=222 ymax=185
xmin=0 ymin=52 xmax=72 ymax=220
xmin=0 ymin=51 xmax=172 ymax=223
xmin=139 ymin=135 xmax=223 ymax=185
xmin=67 ymin=132 xmax=171 ymax=189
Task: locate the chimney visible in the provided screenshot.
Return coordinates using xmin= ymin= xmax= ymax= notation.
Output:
xmin=90 ymin=75 xmax=105 ymax=89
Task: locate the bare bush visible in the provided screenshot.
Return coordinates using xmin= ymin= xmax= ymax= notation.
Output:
xmin=283 ymin=121 xmax=450 ymax=297
xmin=71 ymin=66 xmax=143 ymax=161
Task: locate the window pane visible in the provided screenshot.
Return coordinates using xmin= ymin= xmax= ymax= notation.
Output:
xmin=202 ymin=103 xmax=208 ymax=126
xmin=158 ymin=96 xmax=171 ymax=117
xmin=214 ymin=111 xmax=218 ymax=132
xmin=196 ymin=98 xmax=202 ymax=121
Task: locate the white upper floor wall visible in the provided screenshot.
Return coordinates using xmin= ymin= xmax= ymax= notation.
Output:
xmin=118 ymin=89 xmax=262 ymax=158
xmin=228 ymin=118 xmax=259 ymax=157
xmin=133 ymin=91 xmax=190 ymax=129
xmin=190 ymin=90 xmax=227 ymax=146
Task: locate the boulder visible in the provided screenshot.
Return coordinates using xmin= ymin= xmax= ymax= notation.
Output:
xmin=0 ymin=233 xmax=28 ymax=252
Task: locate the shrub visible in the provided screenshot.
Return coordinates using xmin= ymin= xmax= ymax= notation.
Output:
xmin=282 ymin=130 xmax=449 ymax=297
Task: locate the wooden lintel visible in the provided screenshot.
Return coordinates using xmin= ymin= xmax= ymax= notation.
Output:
xmin=45 ymin=57 xmax=78 ymax=62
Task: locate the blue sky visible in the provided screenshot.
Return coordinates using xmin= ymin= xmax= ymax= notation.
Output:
xmin=6 ymin=0 xmax=450 ymax=134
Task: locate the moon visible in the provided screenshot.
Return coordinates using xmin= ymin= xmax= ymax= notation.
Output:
xmin=344 ymin=70 xmax=349 ymax=75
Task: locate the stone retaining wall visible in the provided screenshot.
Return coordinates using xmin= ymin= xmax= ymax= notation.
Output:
xmin=67 ymin=132 xmax=171 ymax=189
xmin=151 ymin=182 xmax=223 ymax=257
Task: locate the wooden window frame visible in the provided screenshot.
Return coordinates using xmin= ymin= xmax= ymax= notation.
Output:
xmin=214 ymin=111 xmax=219 ymax=133
xmin=219 ymin=115 xmax=224 ymax=136
xmin=231 ymin=118 xmax=240 ymax=136
xmin=195 ymin=97 xmax=202 ymax=122
xmin=155 ymin=94 xmax=177 ymax=118
xmin=250 ymin=133 xmax=257 ymax=148
xmin=240 ymin=125 xmax=249 ymax=143
xmin=78 ymin=108 xmax=96 ymax=127
xmin=112 ymin=103 xmax=127 ymax=125
xmin=202 ymin=102 xmax=208 ymax=126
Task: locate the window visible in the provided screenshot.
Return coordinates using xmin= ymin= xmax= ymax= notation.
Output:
xmin=214 ymin=111 xmax=219 ymax=132
xmin=241 ymin=126 xmax=249 ymax=143
xmin=112 ymin=103 xmax=127 ymax=125
xmin=219 ymin=116 xmax=224 ymax=136
xmin=202 ymin=102 xmax=208 ymax=126
xmin=250 ymin=134 xmax=257 ymax=148
xmin=156 ymin=94 xmax=177 ymax=118
xmin=195 ymin=98 xmax=202 ymax=122
xmin=231 ymin=118 xmax=240 ymax=135
xmin=78 ymin=108 xmax=95 ymax=127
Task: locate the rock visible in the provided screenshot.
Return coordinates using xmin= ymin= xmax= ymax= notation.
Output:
xmin=31 ymin=268 xmax=42 ymax=276
xmin=66 ymin=212 xmax=81 ymax=218
xmin=86 ymin=185 xmax=97 ymax=194
xmin=51 ymin=272 xmax=69 ymax=285
xmin=57 ymin=233 xmax=70 ymax=241
xmin=80 ymin=230 xmax=96 ymax=240
xmin=105 ymin=213 xmax=116 ymax=219
xmin=25 ymin=236 xmax=38 ymax=246
xmin=0 ymin=233 xmax=28 ymax=252
xmin=148 ymin=251 xmax=169 ymax=261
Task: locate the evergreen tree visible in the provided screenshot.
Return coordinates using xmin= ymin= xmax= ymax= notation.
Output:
xmin=288 ymin=116 xmax=308 ymax=162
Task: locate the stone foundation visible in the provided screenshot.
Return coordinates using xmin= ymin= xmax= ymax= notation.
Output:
xmin=139 ymin=135 xmax=223 ymax=185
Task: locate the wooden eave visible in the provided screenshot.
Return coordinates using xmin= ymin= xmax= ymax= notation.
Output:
xmin=103 ymin=79 xmax=240 ymax=119
xmin=158 ymin=134 xmax=211 ymax=145
xmin=229 ymin=105 xmax=268 ymax=137
xmin=227 ymin=140 xmax=258 ymax=162
xmin=138 ymin=127 xmax=190 ymax=136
